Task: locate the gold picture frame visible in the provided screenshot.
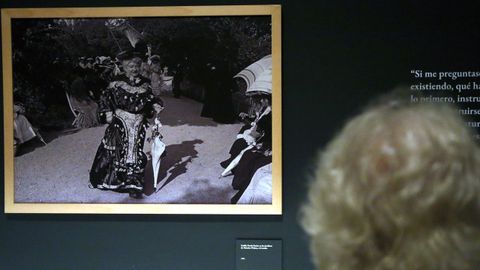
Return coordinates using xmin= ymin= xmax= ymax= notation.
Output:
xmin=2 ymin=5 xmax=282 ymax=214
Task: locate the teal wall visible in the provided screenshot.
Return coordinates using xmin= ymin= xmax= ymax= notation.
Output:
xmin=1 ymin=1 xmax=479 ymax=269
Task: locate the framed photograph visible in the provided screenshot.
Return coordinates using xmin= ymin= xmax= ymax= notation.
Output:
xmin=2 ymin=5 xmax=282 ymax=214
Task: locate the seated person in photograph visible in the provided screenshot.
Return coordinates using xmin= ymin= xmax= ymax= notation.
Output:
xmin=221 ymin=94 xmax=272 ymax=170
xmin=13 ymin=103 xmax=37 ymax=146
xmin=69 ymin=68 xmax=100 ymax=128
xmin=222 ymin=94 xmax=272 ymax=204
xmin=13 ymin=103 xmax=46 ymax=155
xmin=237 ymin=163 xmax=272 ymax=204
xmin=301 ymin=91 xmax=480 ymax=270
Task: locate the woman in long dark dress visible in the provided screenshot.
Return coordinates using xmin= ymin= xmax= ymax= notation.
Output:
xmin=201 ymin=62 xmax=235 ymax=123
xmin=89 ymin=51 xmax=163 ymax=198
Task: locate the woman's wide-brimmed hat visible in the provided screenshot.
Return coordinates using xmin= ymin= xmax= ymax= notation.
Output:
xmin=116 ymin=49 xmax=143 ymax=61
xmin=116 ymin=39 xmax=148 ymax=61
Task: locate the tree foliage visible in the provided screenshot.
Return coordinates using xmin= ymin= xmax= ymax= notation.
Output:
xmin=12 ymin=16 xmax=271 ymax=128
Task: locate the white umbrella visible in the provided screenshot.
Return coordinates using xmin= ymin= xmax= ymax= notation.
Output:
xmin=150 ymin=118 xmax=165 ymax=189
xmin=234 ymin=55 xmax=272 ymax=95
xmin=220 ymin=144 xmax=255 ymax=177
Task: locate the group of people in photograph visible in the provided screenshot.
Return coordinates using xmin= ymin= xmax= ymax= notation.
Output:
xmin=67 ymin=53 xmax=176 ymax=129
xmin=220 ymin=94 xmax=272 ymax=203
xmin=10 ymin=13 xmax=276 ymax=204
xmin=63 ymin=45 xmax=273 ymax=202
xmin=13 ymin=18 xmax=273 ymax=203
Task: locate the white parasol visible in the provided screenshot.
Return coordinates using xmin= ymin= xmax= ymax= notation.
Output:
xmin=220 ymin=144 xmax=255 ymax=177
xmin=150 ymin=118 xmax=165 ymax=189
xmin=234 ymin=55 xmax=272 ymax=95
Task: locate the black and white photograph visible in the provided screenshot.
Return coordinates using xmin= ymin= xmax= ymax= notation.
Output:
xmin=3 ymin=6 xmax=282 ymax=214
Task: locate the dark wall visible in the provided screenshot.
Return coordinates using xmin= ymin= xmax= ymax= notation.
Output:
xmin=1 ymin=1 xmax=479 ymax=269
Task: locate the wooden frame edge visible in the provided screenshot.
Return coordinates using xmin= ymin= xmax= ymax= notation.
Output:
xmin=2 ymin=5 xmax=282 ymax=215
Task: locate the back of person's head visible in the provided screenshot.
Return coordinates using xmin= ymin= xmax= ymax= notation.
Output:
xmin=301 ymin=90 xmax=480 ymax=270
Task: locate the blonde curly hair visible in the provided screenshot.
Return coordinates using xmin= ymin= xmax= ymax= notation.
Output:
xmin=301 ymin=97 xmax=480 ymax=270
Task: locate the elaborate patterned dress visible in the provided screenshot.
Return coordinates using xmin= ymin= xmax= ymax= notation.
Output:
xmin=89 ymin=75 xmax=161 ymax=193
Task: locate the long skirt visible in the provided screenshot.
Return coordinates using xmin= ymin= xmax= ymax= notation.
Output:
xmin=230 ymin=150 xmax=272 ymax=204
xmin=90 ymin=110 xmax=148 ymax=193
xmin=14 ymin=114 xmax=37 ymax=144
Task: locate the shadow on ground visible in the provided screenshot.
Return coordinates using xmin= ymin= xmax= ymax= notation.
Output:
xmin=156 ymin=96 xmax=223 ymax=127
xmin=174 ymin=178 xmax=234 ymax=204
xmin=15 ymin=128 xmax=82 ymax=157
xmin=155 ymin=139 xmax=203 ymax=190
